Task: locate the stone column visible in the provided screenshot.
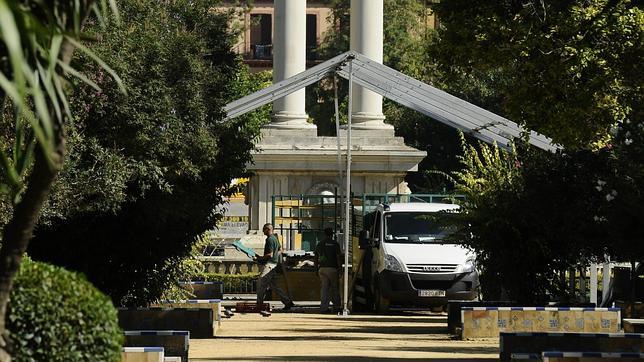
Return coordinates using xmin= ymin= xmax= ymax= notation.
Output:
xmin=268 ymin=0 xmax=315 ymax=131
xmin=350 ymin=0 xmax=392 ymax=131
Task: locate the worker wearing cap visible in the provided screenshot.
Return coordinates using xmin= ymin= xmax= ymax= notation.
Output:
xmin=314 ymin=227 xmax=343 ymax=313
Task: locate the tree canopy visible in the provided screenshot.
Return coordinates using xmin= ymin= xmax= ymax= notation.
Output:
xmin=447 ymin=136 xmax=612 ymax=303
xmin=26 ymin=0 xmax=267 ymax=306
xmin=432 ymin=0 xmax=642 ymax=149
xmin=430 ymin=0 xmax=643 ymax=304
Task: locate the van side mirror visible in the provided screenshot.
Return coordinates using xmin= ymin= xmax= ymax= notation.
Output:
xmin=359 ymin=230 xmax=370 ymax=249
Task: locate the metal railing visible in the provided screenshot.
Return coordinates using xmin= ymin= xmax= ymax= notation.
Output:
xmin=271 ymin=193 xmax=465 ymax=252
xmin=271 ymin=194 xmax=349 ymax=252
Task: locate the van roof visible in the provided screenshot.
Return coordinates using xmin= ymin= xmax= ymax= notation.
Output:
xmin=385 ymin=203 xmax=460 ymax=212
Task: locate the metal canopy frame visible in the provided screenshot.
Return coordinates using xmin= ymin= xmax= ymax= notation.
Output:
xmin=224 ymin=52 xmax=351 ymax=120
xmin=224 ymin=51 xmax=560 ymax=152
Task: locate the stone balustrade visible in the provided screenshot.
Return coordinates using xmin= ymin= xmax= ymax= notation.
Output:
xmin=199 ymin=258 xmax=260 ymax=275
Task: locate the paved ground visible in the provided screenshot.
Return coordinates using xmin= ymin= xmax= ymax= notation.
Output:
xmin=189 ymin=306 xmax=498 ymax=361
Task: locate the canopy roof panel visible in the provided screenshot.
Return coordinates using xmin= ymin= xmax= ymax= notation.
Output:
xmin=224 ymin=51 xmax=560 ymax=152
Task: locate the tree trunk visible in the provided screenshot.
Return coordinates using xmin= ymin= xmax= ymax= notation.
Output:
xmin=0 ymin=135 xmax=65 ymax=360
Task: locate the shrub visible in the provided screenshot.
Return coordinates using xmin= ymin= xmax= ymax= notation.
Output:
xmin=447 ymin=133 xmax=607 ymax=304
xmin=159 ymin=232 xmax=261 ymax=300
xmin=28 ymin=0 xmax=265 ymax=308
xmin=7 ymin=258 xmax=123 ymax=362
xmin=195 ymin=272 xmax=259 ymax=291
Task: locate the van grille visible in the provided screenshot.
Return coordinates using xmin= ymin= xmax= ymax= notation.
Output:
xmin=406 ymin=264 xmax=458 ymax=273
xmin=410 ymin=279 xmax=455 ymax=290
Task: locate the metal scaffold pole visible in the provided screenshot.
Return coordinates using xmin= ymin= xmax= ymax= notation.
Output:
xmin=333 ymin=75 xmax=344 ymax=228
xmin=342 ymin=61 xmax=353 ymax=316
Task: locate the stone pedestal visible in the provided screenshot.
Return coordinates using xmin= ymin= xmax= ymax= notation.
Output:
xmin=247 ymin=128 xmax=426 ymax=231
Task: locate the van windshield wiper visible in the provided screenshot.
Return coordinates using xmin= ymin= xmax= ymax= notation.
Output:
xmin=388 ymin=236 xmax=421 ymax=243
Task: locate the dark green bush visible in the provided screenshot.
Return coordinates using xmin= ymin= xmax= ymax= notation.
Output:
xmin=196 ymin=272 xmax=259 ymax=290
xmin=7 ymin=258 xmax=123 ymax=362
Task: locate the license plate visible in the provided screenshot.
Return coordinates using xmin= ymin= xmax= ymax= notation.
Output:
xmin=418 ymin=289 xmax=446 ymax=297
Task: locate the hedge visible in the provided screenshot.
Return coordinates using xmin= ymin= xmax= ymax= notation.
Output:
xmin=7 ymin=258 xmax=123 ymax=362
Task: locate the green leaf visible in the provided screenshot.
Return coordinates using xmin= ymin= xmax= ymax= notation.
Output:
xmin=73 ymin=0 xmax=81 ymax=35
xmin=21 ymin=107 xmax=55 ymax=170
xmin=53 ymin=69 xmax=72 ymax=120
xmin=23 ymin=64 xmax=55 ymax=142
xmin=0 ymin=0 xmax=26 ymax=103
xmin=0 ymin=151 xmax=21 ymax=192
xmin=57 ymin=59 xmax=101 ymax=91
xmin=0 ymin=71 xmax=21 ymax=106
xmin=16 ymin=139 xmax=35 ymax=177
xmin=108 ymin=0 xmax=121 ymax=24
xmin=36 ymin=60 xmax=62 ymax=123
xmin=91 ymin=3 xmax=107 ymax=30
xmin=64 ymin=35 xmax=127 ymax=95
xmin=48 ymin=33 xmax=64 ymax=75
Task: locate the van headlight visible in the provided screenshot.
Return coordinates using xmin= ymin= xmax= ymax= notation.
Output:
xmin=456 ymin=260 xmax=475 ymax=274
xmin=384 ymin=254 xmax=404 ymax=272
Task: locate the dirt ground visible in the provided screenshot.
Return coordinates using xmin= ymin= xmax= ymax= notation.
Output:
xmin=189 ymin=308 xmax=498 ymax=361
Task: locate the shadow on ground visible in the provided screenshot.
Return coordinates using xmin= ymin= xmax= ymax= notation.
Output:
xmin=214 ymin=335 xmax=377 ymax=342
xmin=299 ymin=315 xmax=448 ymax=324
xmin=372 ymin=345 xmax=498 ymax=354
xmin=278 ymin=325 xmax=449 ymax=335
xmin=191 ymin=357 xmax=496 ymax=361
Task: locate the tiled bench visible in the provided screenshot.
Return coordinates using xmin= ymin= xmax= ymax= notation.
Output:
xmin=447 ymin=300 xmax=517 ymax=335
xmin=510 ymin=352 xmax=644 ymax=361
xmin=499 ymin=332 xmax=644 ymax=362
xmin=153 ymin=299 xmax=222 ymax=329
xmin=542 ymin=351 xmax=644 ymax=362
xmin=118 ymin=308 xmax=214 ymax=338
xmin=510 ymin=352 xmax=541 ymax=361
xmin=623 ymin=319 xmax=644 ymax=333
xmin=121 ymin=347 xmax=164 ymax=362
xmin=124 ymin=331 xmax=189 ymax=362
xmin=462 ymin=307 xmax=621 ymax=339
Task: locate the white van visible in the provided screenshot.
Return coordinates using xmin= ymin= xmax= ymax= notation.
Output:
xmin=354 ymin=202 xmax=479 ymax=312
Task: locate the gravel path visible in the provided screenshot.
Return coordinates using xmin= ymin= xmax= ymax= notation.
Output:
xmin=189 ymin=308 xmax=498 ymax=361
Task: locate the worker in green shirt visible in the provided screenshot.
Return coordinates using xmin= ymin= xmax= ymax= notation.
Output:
xmin=314 ymin=227 xmax=343 ymax=313
xmin=254 ymin=223 xmax=294 ymax=311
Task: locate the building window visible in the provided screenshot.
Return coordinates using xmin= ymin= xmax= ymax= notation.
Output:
xmin=306 ymin=14 xmax=317 ymax=60
xmin=250 ymin=14 xmax=272 ymax=59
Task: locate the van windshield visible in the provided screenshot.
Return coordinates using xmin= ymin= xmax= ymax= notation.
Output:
xmin=384 ymin=211 xmax=458 ymax=244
